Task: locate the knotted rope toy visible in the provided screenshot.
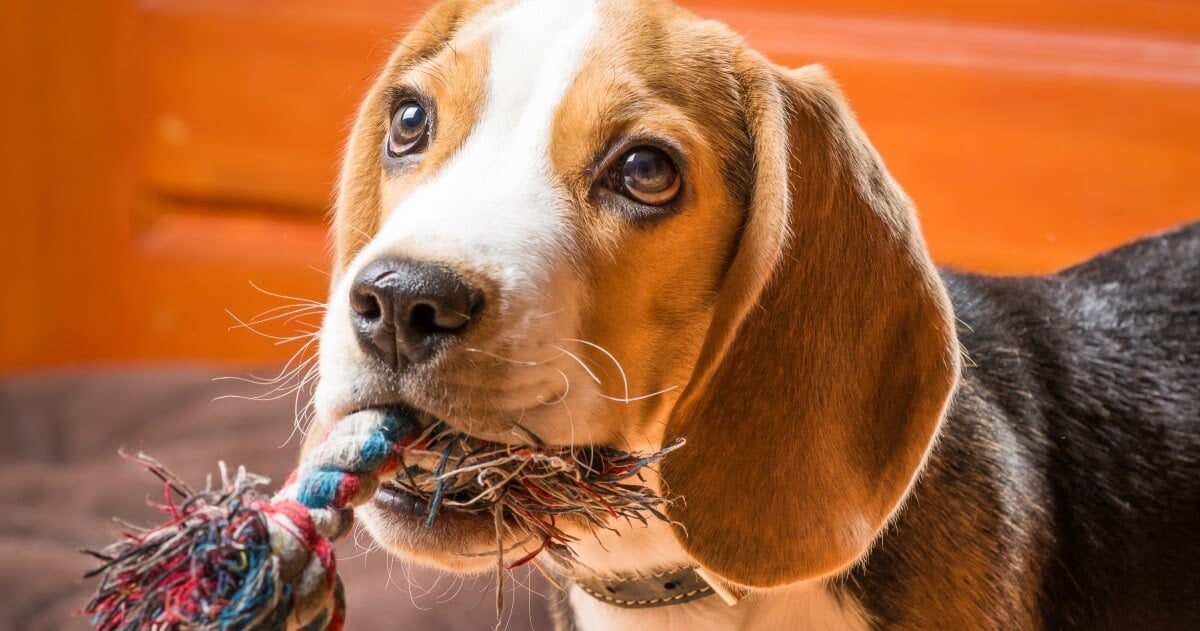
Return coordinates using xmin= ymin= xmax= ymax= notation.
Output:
xmin=82 ymin=407 xmax=683 ymax=630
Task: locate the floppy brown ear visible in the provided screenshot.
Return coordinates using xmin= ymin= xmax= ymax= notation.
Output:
xmin=660 ymin=58 xmax=961 ymax=588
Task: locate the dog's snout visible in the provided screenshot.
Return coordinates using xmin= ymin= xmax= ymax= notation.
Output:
xmin=349 ymin=257 xmax=483 ymax=369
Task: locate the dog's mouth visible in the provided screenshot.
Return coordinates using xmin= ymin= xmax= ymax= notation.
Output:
xmin=347 ymin=403 xmax=683 ymax=567
xmin=349 ymin=404 xmax=532 ymax=562
xmin=373 ymin=478 xmax=511 ymax=555
xmin=374 ymin=416 xmax=513 ymax=528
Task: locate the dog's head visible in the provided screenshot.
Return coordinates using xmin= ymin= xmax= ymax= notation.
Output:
xmin=313 ymin=0 xmax=960 ymax=588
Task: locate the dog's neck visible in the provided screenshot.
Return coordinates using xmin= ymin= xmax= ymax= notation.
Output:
xmin=553 ymin=518 xmax=873 ymax=631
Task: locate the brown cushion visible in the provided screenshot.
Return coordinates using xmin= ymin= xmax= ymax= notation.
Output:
xmin=0 ymin=366 xmax=553 ymax=630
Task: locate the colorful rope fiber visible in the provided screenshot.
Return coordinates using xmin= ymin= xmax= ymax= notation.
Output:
xmin=83 ymin=408 xmax=681 ymax=630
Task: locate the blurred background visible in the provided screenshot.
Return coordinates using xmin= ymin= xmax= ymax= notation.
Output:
xmin=1 ymin=0 xmax=1197 ymax=628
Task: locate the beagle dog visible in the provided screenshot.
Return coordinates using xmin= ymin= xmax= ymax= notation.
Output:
xmin=310 ymin=0 xmax=1200 ymax=628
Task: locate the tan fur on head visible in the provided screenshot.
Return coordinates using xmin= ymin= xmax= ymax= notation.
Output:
xmin=659 ymin=55 xmax=961 ymax=588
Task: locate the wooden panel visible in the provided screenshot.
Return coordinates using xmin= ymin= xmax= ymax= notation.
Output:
xmin=849 ymin=67 xmax=1199 ymax=272
xmin=138 ymin=9 xmax=375 ymax=217
xmin=691 ymin=4 xmax=1200 ymax=272
xmin=2 ymin=0 xmax=138 ymax=371
xmin=0 ymin=0 xmax=386 ymax=371
xmin=3 ymin=0 xmax=1198 ymax=372
xmin=689 ymin=0 xmax=1200 ymax=38
xmin=0 ymin=0 xmax=40 ymax=370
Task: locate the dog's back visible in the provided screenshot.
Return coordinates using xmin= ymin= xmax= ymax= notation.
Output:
xmin=846 ymin=222 xmax=1199 ymax=628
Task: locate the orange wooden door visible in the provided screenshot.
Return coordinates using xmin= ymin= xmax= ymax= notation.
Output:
xmin=2 ymin=1 xmax=419 ymax=371
xmin=702 ymin=0 xmax=1200 ymax=271
xmin=3 ymin=0 xmax=1198 ymax=372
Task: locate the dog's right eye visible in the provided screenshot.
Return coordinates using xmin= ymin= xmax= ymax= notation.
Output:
xmin=617 ymin=147 xmax=681 ymax=206
xmin=387 ymin=101 xmax=430 ymax=157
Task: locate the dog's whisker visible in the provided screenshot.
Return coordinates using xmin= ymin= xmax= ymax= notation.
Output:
xmin=549 ymin=344 xmax=602 ymax=385
xmin=536 ymin=369 xmax=571 ymax=406
xmin=562 ymin=337 xmax=631 ymax=402
xmin=553 ymin=377 xmax=595 ymax=458
xmin=246 ymin=280 xmax=323 ymax=306
xmin=214 ymin=352 xmax=318 ymax=406
xmin=557 ymin=338 xmax=673 ymax=403
xmin=271 ymin=332 xmax=319 ymax=347
xmin=213 ymin=367 xmax=305 ymax=398
xmin=394 ymin=558 xmax=423 ymax=605
xmin=274 ymin=350 xmax=320 ymax=399
xmin=448 ymin=533 xmax=538 ymax=559
xmin=294 ymin=360 xmax=321 ymax=402
xmin=464 ymin=347 xmax=552 ymax=367
xmin=596 ymin=385 xmax=680 ymax=404
xmin=212 ymin=380 xmax=303 ymax=403
xmin=433 ymin=570 xmax=463 ymax=604
xmin=215 ymin=345 xmax=315 ymax=389
xmin=240 ymin=300 xmax=325 ymax=322
xmin=228 ymin=309 xmax=321 ymax=335
xmin=390 ymin=555 xmax=412 ymax=597
xmin=212 ymin=387 xmax=305 ymax=404
xmin=224 ymin=308 xmax=319 ymax=344
xmin=437 ymin=569 xmax=460 ymax=603
xmin=212 ymin=373 xmax=291 ymax=387
xmin=214 ymin=283 xmax=321 ymax=451
xmin=279 ymin=318 xmax=322 ymax=333
xmin=279 ymin=362 xmax=321 ymax=447
xmin=509 ymin=422 xmax=546 ymax=447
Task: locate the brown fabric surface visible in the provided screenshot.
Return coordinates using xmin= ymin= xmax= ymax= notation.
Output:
xmin=0 ymin=366 xmax=554 ymax=630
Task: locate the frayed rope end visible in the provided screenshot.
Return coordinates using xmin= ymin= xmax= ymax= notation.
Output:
xmin=81 ymin=452 xmax=344 ymax=631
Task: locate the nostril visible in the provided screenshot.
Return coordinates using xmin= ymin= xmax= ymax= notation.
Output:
xmin=350 ymin=289 xmax=383 ymax=320
xmin=409 ymin=303 xmax=439 ymax=334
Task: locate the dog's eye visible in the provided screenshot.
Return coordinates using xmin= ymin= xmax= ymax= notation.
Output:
xmin=388 ymin=101 xmax=429 ymax=157
xmin=619 ymin=147 xmax=680 ymax=206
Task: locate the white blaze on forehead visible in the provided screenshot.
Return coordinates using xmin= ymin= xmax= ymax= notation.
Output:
xmin=318 ymin=0 xmax=604 ymax=434
xmin=365 ymin=0 xmax=601 ymax=292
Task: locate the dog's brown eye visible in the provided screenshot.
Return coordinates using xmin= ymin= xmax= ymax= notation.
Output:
xmin=388 ymin=101 xmax=429 ymax=157
xmin=620 ymin=148 xmax=680 ymax=206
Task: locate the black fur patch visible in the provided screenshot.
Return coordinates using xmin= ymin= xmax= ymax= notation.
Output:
xmin=840 ymin=222 xmax=1200 ymax=628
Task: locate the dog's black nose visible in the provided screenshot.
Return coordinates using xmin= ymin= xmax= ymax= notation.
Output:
xmin=349 ymin=257 xmax=483 ymax=369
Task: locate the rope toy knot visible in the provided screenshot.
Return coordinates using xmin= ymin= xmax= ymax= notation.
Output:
xmin=84 ymin=409 xmax=416 ymax=630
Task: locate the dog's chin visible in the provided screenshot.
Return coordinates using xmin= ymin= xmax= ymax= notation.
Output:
xmin=355 ymin=492 xmax=521 ymax=574
xmin=361 ymin=485 xmax=577 ymax=574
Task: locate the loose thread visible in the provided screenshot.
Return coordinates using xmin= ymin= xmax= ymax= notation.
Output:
xmin=494 ymin=503 xmax=505 ymax=631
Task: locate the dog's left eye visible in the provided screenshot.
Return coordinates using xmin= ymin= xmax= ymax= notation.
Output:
xmin=618 ymin=147 xmax=680 ymax=206
xmin=387 ymin=101 xmax=429 ymax=157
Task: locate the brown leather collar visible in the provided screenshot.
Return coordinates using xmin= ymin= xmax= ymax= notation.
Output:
xmin=572 ymin=566 xmax=716 ymax=609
